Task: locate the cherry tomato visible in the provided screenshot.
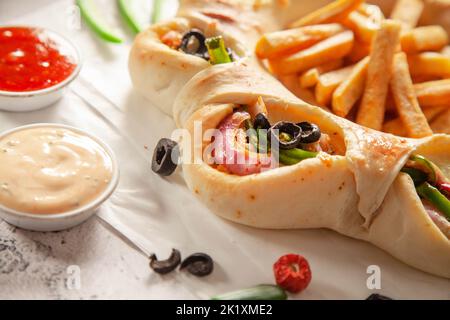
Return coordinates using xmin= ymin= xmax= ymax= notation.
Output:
xmin=273 ymin=254 xmax=312 ymax=293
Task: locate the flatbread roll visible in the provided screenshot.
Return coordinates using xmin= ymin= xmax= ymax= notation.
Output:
xmin=129 ymin=0 xmax=450 ymax=278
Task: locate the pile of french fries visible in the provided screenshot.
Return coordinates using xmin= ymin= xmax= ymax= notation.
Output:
xmin=256 ymin=0 xmax=450 ymax=137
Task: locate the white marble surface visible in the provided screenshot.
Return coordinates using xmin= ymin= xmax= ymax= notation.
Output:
xmin=0 ymin=215 xmax=204 ymax=299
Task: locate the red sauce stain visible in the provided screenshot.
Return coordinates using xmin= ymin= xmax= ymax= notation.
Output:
xmin=0 ymin=27 xmax=76 ymax=92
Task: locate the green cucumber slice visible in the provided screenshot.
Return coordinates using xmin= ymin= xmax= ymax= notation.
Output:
xmin=212 ymin=284 xmax=287 ymax=300
xmin=77 ymin=0 xmax=123 ymax=43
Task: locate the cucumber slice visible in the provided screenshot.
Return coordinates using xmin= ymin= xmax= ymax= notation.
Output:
xmin=152 ymin=0 xmax=164 ymax=23
xmin=118 ymin=0 xmax=144 ymax=34
xmin=77 ymin=0 xmax=123 ymax=43
xmin=212 ymin=284 xmax=287 ymax=300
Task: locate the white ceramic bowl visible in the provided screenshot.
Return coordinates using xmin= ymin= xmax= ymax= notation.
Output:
xmin=0 ymin=27 xmax=82 ymax=112
xmin=0 ymin=123 xmax=119 ymax=232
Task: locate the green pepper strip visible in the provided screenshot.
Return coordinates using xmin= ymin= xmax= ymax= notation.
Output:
xmin=281 ymin=148 xmax=318 ymax=161
xmin=211 ymin=284 xmax=287 ymax=300
xmin=77 ymin=0 xmax=123 ymax=43
xmin=151 ymin=0 xmax=164 ymax=23
xmin=118 ymin=0 xmax=144 ymax=34
xmin=257 ymin=129 xmax=268 ymax=153
xmin=205 ymin=36 xmax=232 ymax=65
xmin=278 ymin=152 xmax=300 ymax=165
xmin=247 ymin=116 xmax=317 ymax=165
xmin=400 ymin=167 xmax=428 ymax=186
xmin=417 ymin=182 xmax=450 ymax=220
xmin=244 ymin=119 xmax=259 ymax=151
xmin=277 ymin=149 xmax=318 ymax=165
xmin=409 ymin=155 xmax=437 ymax=184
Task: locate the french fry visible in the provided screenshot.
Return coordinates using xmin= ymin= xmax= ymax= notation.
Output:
xmin=255 ymin=23 xmax=345 ymax=59
xmin=401 ymin=26 xmax=449 ymax=53
xmin=357 ymin=3 xmax=384 ymax=23
xmin=301 ymin=88 xmax=332 ymax=112
xmin=414 ymin=79 xmax=450 ymax=107
xmin=442 ymin=46 xmax=450 ymax=57
xmin=279 ymin=74 xmax=331 ymax=111
xmin=407 ymin=52 xmax=450 ymax=78
xmin=390 ymin=52 xmax=432 ymax=138
xmin=390 ymin=0 xmax=424 ymax=29
xmin=385 ymin=90 xmax=397 ymax=114
xmin=424 ymin=106 xmax=448 ymax=121
xmin=299 ymin=59 xmax=344 ymax=88
xmin=344 ymin=11 xmax=380 ymax=43
xmin=382 ymin=106 xmax=447 ymax=136
xmin=430 ymin=109 xmax=450 ymax=134
xmin=383 ymin=118 xmax=408 ymax=136
xmin=248 ymin=96 xmax=268 ymax=118
xmin=423 ymin=105 xmax=448 ymax=121
xmin=347 ymin=40 xmax=370 ymax=63
xmin=289 ymin=0 xmax=363 ymax=28
xmin=278 ymin=74 xmax=302 ymax=97
xmin=315 ymin=65 xmax=354 ymax=106
xmin=332 ymin=56 xmax=369 ymax=117
xmin=345 ymin=102 xmax=359 ymax=122
xmin=356 ymin=20 xmax=402 ymax=131
xmin=412 ymin=74 xmax=442 ymax=84
xmin=269 ymin=31 xmax=354 ymax=75
xmin=299 ymin=69 xmax=320 ymax=88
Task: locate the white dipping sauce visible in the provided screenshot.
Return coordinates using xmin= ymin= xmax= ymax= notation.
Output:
xmin=0 ymin=127 xmax=113 ymax=214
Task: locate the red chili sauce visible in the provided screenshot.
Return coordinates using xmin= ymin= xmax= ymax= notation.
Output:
xmin=0 ymin=27 xmax=76 ymax=92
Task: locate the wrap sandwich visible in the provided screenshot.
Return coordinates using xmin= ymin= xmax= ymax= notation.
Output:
xmin=129 ymin=0 xmax=450 ymax=278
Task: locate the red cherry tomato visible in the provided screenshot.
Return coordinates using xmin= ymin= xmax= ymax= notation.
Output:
xmin=273 ymin=254 xmax=312 ymax=293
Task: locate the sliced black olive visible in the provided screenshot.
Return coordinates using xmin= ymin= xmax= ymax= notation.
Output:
xmin=152 ymin=138 xmax=179 ymax=176
xmin=366 ymin=294 xmax=393 ymax=300
xmin=268 ymin=121 xmax=302 ymax=150
xmin=254 ymin=113 xmax=271 ymax=130
xmin=149 ymin=249 xmax=181 ymax=274
xmin=180 ymin=253 xmax=214 ymax=277
xmin=179 ymin=29 xmax=207 ymax=58
xmin=226 ymin=47 xmax=235 ymax=62
xmin=297 ymin=122 xmax=321 ymax=144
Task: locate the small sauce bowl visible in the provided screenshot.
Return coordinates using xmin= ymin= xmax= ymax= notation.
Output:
xmin=0 ymin=123 xmax=119 ymax=231
xmin=0 ymin=26 xmax=82 ymax=112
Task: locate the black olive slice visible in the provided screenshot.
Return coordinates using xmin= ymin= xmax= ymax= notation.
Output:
xmin=180 ymin=253 xmax=214 ymax=277
xmin=254 ymin=113 xmax=271 ymax=130
xmin=297 ymin=122 xmax=321 ymax=144
xmin=268 ymin=121 xmax=302 ymax=150
xmin=152 ymin=138 xmax=179 ymax=176
xmin=149 ymin=249 xmax=181 ymax=274
xmin=366 ymin=294 xmax=393 ymax=300
xmin=179 ymin=29 xmax=207 ymax=58
xmin=226 ymin=47 xmax=235 ymax=62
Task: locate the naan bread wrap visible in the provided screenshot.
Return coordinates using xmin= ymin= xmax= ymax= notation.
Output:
xmin=175 ymin=61 xmax=450 ymax=278
xmin=129 ymin=11 xmax=251 ymax=115
xmin=129 ymin=0 xmax=450 ymax=278
xmin=129 ymin=0 xmax=334 ymax=115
